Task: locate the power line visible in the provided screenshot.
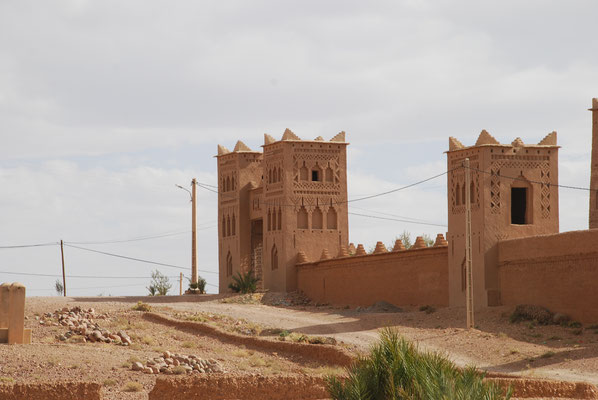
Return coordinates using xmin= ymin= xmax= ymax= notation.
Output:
xmin=196 ymin=168 xmax=453 ymax=207
xmin=463 ymin=165 xmax=598 ymax=192
xmin=63 ymin=244 xmax=218 ymax=274
xmin=0 ymin=270 xmax=179 ymax=279
xmin=348 ymin=212 xmax=448 ymax=228
xmin=64 ymin=230 xmax=191 ymax=245
xmin=348 ymin=205 xmax=444 ymax=225
xmin=0 ymin=242 xmax=58 ymax=249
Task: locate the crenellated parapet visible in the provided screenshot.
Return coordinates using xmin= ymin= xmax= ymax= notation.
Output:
xmin=295 ymin=234 xmax=449 ymax=267
xmin=260 ymin=129 xmax=347 ymax=146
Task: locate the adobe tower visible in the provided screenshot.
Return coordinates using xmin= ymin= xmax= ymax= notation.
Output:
xmin=589 ymin=98 xmax=598 ymax=229
xmin=446 ymin=130 xmax=559 ymax=308
xmin=216 ymin=130 xmax=349 ymax=293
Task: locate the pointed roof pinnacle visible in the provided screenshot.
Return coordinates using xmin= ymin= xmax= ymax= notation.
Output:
xmin=233 ymin=140 xmax=252 ymax=152
xmin=338 ymin=245 xmax=349 ymax=258
xmin=330 ymin=131 xmax=346 ymax=142
xmin=264 ymin=133 xmax=276 ymax=145
xmin=433 ymin=234 xmax=448 ymax=247
xmin=392 ymin=239 xmax=406 ymax=251
xmin=297 ymin=251 xmax=308 ymax=264
xmin=355 ymin=244 xmax=367 ymax=256
xmin=282 ymin=128 xmax=301 ymax=141
xmin=217 ymin=144 xmax=230 ymax=156
xmin=373 ymin=241 xmax=388 ymax=254
xmin=412 ymin=236 xmax=427 ymax=249
xmin=511 ymin=137 xmax=525 ymax=147
xmin=475 ymin=129 xmax=500 ymax=146
xmin=320 ymin=248 xmax=331 ymax=260
xmin=314 ymin=136 xmax=324 ymax=141
xmin=449 ymin=137 xmax=465 ymax=151
xmin=538 ymin=131 xmax=557 ymax=146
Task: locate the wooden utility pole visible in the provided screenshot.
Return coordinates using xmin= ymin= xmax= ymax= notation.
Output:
xmin=60 ymin=240 xmax=67 ymax=297
xmin=179 ymin=272 xmax=183 ymax=295
xmin=464 ymin=159 xmax=474 ymax=329
xmin=191 ymin=178 xmax=198 ymax=286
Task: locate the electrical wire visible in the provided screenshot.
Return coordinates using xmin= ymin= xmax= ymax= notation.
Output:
xmin=195 ymin=168 xmax=454 ymax=207
xmin=64 ymin=230 xmax=191 ymax=245
xmin=63 ymin=244 xmax=218 ymax=274
xmin=462 ymin=165 xmax=598 ymax=192
xmin=0 ymin=242 xmax=58 ymax=249
xmin=348 ymin=205 xmax=445 ymax=225
xmin=0 ymin=270 xmax=179 ymax=279
xmin=348 ymin=212 xmax=448 ymax=227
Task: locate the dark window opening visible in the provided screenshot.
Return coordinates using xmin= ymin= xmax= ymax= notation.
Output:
xmin=311 ymin=170 xmax=319 ymax=181
xmin=511 ymin=187 xmax=527 ymax=224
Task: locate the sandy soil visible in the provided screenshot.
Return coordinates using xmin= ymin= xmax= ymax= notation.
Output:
xmin=157 ymin=294 xmax=598 ymax=385
xmin=0 ymin=296 xmax=341 ymax=400
xmin=2 ymin=294 xmax=598 ymax=399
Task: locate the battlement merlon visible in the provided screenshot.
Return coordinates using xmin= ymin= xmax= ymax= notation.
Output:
xmin=262 ymin=129 xmax=350 ymax=148
xmin=446 ymin=130 xmax=559 ymax=154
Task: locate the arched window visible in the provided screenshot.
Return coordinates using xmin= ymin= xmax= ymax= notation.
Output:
xmin=272 ymin=208 xmax=277 ymax=231
xmin=312 ymin=206 xmax=323 ymax=229
xmin=271 ymin=244 xmax=278 ymax=270
xmin=226 ymin=177 xmax=230 ymax=192
xmin=297 ymin=206 xmax=308 ymax=229
xmin=222 ymin=215 xmax=226 ymax=237
xmin=325 ymin=166 xmax=334 ymax=182
xmin=226 ymin=215 xmax=231 ymax=237
xmin=232 ymin=176 xmax=236 ymax=190
xmin=455 ymin=183 xmax=461 ymax=206
xmin=277 ymin=208 xmax=282 ymax=230
xmin=300 ymin=162 xmax=308 ymax=181
xmin=277 ymin=167 xmax=282 ymax=182
xmin=311 ymin=164 xmax=322 ymax=182
xmin=327 ymin=207 xmax=337 ymax=229
xmin=231 ymin=213 xmax=236 ymax=236
xmin=461 ymin=184 xmax=466 ymax=205
xmin=470 ymin=181 xmax=475 ymax=203
xmin=226 ymin=252 xmax=233 ymax=277
xmin=268 ymin=169 xmax=272 ymax=184
xmin=267 ymin=209 xmax=271 ymax=231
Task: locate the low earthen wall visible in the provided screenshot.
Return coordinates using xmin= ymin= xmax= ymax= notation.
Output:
xmin=297 ymin=246 xmax=449 ymax=307
xmin=0 ymin=381 xmax=101 ymax=400
xmin=499 ymin=229 xmax=598 ymax=323
xmin=149 ymin=376 xmax=328 ymax=400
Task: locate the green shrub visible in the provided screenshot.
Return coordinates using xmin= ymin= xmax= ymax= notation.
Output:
xmin=147 ymin=270 xmax=171 ymax=296
xmin=132 ymin=301 xmax=151 ymax=312
xmin=326 ymin=328 xmax=511 ymax=400
xmin=189 ymin=275 xmax=207 ymax=293
xmin=228 ymin=269 xmax=259 ymax=294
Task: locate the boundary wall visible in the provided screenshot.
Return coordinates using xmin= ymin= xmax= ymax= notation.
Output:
xmin=499 ymin=229 xmax=598 ymax=323
xmin=297 ymin=241 xmax=449 ymax=307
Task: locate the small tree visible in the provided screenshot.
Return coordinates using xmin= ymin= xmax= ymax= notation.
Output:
xmin=147 ymin=270 xmax=171 ymax=296
xmin=422 ymin=233 xmax=434 ymax=247
xmin=228 ymin=269 xmax=259 ymax=294
xmin=188 ymin=275 xmax=207 ymax=294
xmin=54 ymin=279 xmax=64 ymax=296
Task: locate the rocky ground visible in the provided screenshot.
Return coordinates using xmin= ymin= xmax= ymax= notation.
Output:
xmin=1 ymin=294 xmax=597 ymax=399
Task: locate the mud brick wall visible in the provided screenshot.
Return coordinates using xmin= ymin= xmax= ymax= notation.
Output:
xmin=499 ymin=229 xmax=598 ymax=323
xmin=296 ymin=246 xmax=449 ymax=307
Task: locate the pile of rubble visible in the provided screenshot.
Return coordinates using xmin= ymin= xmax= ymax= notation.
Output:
xmin=132 ymin=351 xmax=225 ymax=375
xmin=43 ymin=306 xmax=132 ymax=345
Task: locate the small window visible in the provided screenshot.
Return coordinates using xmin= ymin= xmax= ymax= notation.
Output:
xmin=271 ymin=244 xmax=278 ymax=270
xmin=327 ymin=207 xmax=337 ymax=229
xmin=511 ymin=188 xmax=527 ymax=224
xmin=297 ymin=206 xmax=308 ymax=229
xmin=231 ymin=214 xmax=236 ymax=236
xmin=455 ymin=183 xmax=461 ymax=205
xmin=277 ymin=208 xmax=282 ymax=230
xmin=311 ymin=170 xmax=319 ymax=181
xmin=226 ymin=252 xmax=233 ymax=277
xmin=312 ymin=207 xmax=323 ymax=229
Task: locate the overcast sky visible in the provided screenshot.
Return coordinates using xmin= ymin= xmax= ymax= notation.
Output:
xmin=1 ymin=0 xmax=597 ymax=296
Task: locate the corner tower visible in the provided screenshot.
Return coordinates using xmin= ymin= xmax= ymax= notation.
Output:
xmin=446 ymin=130 xmax=559 ymax=308
xmin=216 ymin=141 xmax=263 ymax=293
xmin=260 ymin=130 xmax=349 ymax=291
xmin=589 ymin=98 xmax=598 ymax=229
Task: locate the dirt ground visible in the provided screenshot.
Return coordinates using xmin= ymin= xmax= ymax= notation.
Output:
xmin=1 ymin=293 xmax=598 ymax=399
